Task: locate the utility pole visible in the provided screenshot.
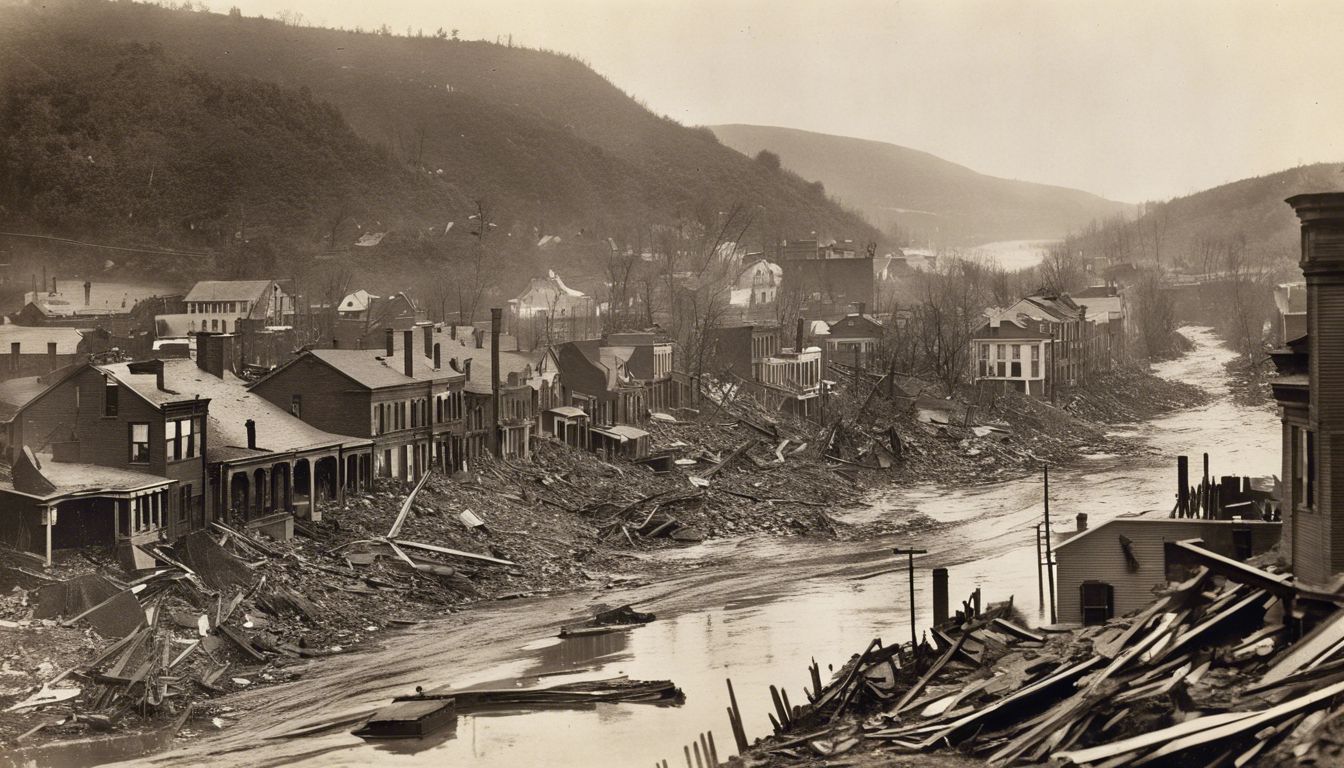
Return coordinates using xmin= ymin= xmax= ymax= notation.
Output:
xmin=1043 ymin=465 xmax=1057 ymax=624
xmin=892 ymin=546 xmax=927 ymax=655
xmin=1035 ymin=522 xmax=1045 ymax=609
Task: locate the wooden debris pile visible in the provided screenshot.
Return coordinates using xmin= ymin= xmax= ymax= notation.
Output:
xmin=746 ymin=563 xmax=1344 ymax=767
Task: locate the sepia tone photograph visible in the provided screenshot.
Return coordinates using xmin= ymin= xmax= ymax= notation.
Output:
xmin=0 ymin=0 xmax=1342 ymax=765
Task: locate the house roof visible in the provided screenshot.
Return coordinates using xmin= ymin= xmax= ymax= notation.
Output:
xmin=1056 ymin=515 xmax=1282 ymax=553
xmin=303 ymin=348 xmax=461 ymax=389
xmin=338 ymin=289 xmax=376 ymax=313
xmin=9 ymin=453 xmax=175 ymax=500
xmin=184 ymin=280 xmax=274 ymax=304
xmin=101 ymin=359 xmax=364 ymax=460
xmin=439 ymin=337 xmax=551 ymax=394
xmin=592 ymin=425 xmax=650 ymax=441
xmin=0 ymin=325 xmax=84 ymax=355
xmin=546 ymin=406 xmax=587 ymax=419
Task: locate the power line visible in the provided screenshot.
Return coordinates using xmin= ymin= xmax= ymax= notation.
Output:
xmin=0 ymin=230 xmax=212 ymax=258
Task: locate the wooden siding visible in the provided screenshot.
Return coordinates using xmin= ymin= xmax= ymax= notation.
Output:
xmin=251 ymin=356 xmax=373 ymax=438
xmin=1056 ymin=518 xmax=1281 ymax=623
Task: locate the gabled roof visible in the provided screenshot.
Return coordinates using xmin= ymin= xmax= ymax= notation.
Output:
xmin=440 ymin=337 xmax=554 ymax=394
xmin=338 ymin=289 xmax=377 ymax=313
xmin=24 ymin=280 xmax=173 ymax=317
xmin=184 ymin=280 xmax=274 ymax=304
xmin=299 ymin=348 xmax=461 ymax=390
xmin=101 ymin=359 xmax=363 ymax=459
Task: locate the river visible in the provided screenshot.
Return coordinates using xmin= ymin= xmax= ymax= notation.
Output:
xmin=127 ymin=327 xmax=1280 ymax=768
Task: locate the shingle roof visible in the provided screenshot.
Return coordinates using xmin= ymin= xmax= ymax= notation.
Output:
xmin=184 ymin=280 xmax=273 ymax=304
xmin=440 ymin=337 xmax=546 ymax=393
xmin=100 ymin=359 xmax=364 ymax=460
xmin=306 ymin=348 xmax=461 ymax=389
xmin=23 ymin=454 xmax=174 ymax=499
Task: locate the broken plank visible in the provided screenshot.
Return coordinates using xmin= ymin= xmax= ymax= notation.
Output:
xmin=391 ymin=539 xmax=515 ymax=566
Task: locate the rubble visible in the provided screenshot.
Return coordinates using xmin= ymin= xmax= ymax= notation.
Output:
xmin=731 ymin=555 xmax=1344 ymax=768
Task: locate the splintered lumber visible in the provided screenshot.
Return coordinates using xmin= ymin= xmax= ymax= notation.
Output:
xmin=1132 ymin=676 xmax=1344 ymax=766
xmin=1154 ymin=589 xmax=1267 ymax=664
xmin=1255 ymin=608 xmax=1344 ymax=689
xmin=703 ymin=441 xmax=755 ymax=479
xmin=911 ymin=655 xmax=1104 ymax=749
xmin=990 ymin=618 xmax=1045 ymax=644
xmin=390 ymin=539 xmax=514 ymax=567
xmin=387 ymin=470 xmax=433 ymax=540
xmin=891 ymin=635 xmax=965 ymax=715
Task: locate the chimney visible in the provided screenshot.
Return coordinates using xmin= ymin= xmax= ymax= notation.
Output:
xmin=474 ymin=328 xmax=483 ymax=349
xmin=422 ymin=323 xmax=433 ymax=359
xmin=332 ymin=337 xmax=340 ymax=349
xmin=83 ymin=281 xmax=91 ymax=306
xmin=384 ymin=327 xmax=394 ymax=357
xmin=195 ymin=332 xmax=208 ymax=371
xmin=1076 ymin=513 xmax=1088 ymax=532
xmin=795 ymin=317 xmax=805 ymax=353
xmin=1287 ymin=192 xmax=1344 ymax=582
xmin=433 ymin=342 xmax=441 ymax=370
xmin=47 ymin=342 xmax=56 ymax=372
xmin=245 ymin=418 xmax=257 ymax=450
xmin=490 ymin=308 xmax=501 ymax=457
xmin=9 ymin=342 xmax=17 ymax=372
xmin=858 ymin=302 xmax=866 ymax=317
xmin=403 ymin=329 xmax=414 ymax=377
xmin=450 ymin=324 xmax=457 ymax=341
xmin=51 ymin=276 xmax=56 ymax=294
xmin=464 ymin=359 xmax=472 ymax=380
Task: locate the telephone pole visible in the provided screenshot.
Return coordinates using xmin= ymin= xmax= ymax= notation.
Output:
xmin=892 ymin=546 xmax=927 ymax=655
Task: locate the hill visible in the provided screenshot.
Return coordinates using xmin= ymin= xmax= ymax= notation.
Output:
xmin=0 ymin=1 xmax=881 ymax=269
xmin=709 ymin=124 xmax=1131 ymax=246
xmin=1066 ymin=163 xmax=1344 ymax=275
xmin=0 ymin=30 xmax=458 ymax=284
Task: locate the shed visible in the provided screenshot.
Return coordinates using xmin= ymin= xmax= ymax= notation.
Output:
xmin=589 ymin=425 xmax=651 ymax=461
xmin=1055 ymin=516 xmax=1281 ymax=625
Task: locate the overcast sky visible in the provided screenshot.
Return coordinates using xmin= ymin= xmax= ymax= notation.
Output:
xmin=224 ymin=0 xmax=1344 ymax=203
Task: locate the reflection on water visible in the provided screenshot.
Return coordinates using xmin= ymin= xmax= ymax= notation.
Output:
xmin=215 ymin=327 xmax=1281 ymax=768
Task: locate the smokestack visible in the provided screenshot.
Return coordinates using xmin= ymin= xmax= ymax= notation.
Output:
xmin=9 ymin=342 xmax=17 ymax=372
xmin=795 ymin=317 xmax=805 ymax=352
xmin=83 ymin=281 xmax=91 ymax=306
xmin=433 ymin=343 xmax=441 ymax=370
xmin=47 ymin=342 xmax=56 ymax=372
xmin=422 ymin=323 xmax=433 ymax=359
xmin=385 ymin=328 xmax=395 ymax=357
xmin=245 ymin=418 xmax=257 ymax=450
xmin=1287 ymin=192 xmax=1344 ymax=581
xmin=403 ymin=330 xmax=414 ymax=378
xmin=491 ymin=308 xmax=501 ymax=457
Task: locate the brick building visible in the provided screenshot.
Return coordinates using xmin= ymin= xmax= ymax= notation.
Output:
xmin=251 ymin=326 xmax=467 ymax=480
xmin=778 ymin=239 xmax=874 ymax=318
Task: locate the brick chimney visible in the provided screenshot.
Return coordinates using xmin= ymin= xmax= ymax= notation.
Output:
xmin=46 ymin=342 xmax=56 ymax=372
xmin=9 ymin=342 xmax=17 ymax=373
xmin=385 ymin=327 xmax=394 ymax=357
xmin=422 ymin=323 xmax=433 ymax=359
xmin=403 ymin=330 xmax=414 ymax=377
xmin=83 ymin=281 xmax=91 ymax=306
xmin=245 ymin=418 xmax=257 ymax=450
xmin=450 ymin=324 xmax=457 ymax=341
xmin=1287 ymin=192 xmax=1344 ymax=583
xmin=433 ymin=342 xmax=441 ymax=370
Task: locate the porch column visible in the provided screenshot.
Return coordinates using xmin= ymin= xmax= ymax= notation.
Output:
xmin=44 ymin=505 xmax=54 ymax=567
xmin=308 ymin=456 xmax=318 ymax=511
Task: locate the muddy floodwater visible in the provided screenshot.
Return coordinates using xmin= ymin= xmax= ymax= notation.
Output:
xmin=129 ymin=327 xmax=1280 ymax=768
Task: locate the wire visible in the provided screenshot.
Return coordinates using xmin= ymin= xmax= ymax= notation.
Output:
xmin=0 ymin=230 xmax=212 ymax=258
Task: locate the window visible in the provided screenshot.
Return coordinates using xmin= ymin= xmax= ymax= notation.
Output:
xmin=1011 ymin=344 xmax=1021 ymax=360
xmin=1294 ymin=426 xmax=1316 ymax=510
xmin=290 ymin=395 xmax=302 ymax=419
xmin=166 ymin=418 xmax=196 ymax=461
xmin=104 ymin=377 xmax=119 ymax=417
xmin=130 ymin=423 xmax=150 ymax=463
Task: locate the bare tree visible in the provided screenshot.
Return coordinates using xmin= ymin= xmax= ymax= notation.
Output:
xmin=1038 ymin=242 xmax=1085 ymax=295
xmin=912 ymin=258 xmax=989 ymax=395
xmin=673 ymin=205 xmax=756 ymax=384
xmin=456 ymin=200 xmax=495 ymax=324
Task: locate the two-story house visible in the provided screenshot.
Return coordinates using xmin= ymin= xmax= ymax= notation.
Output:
xmin=156 ymin=279 xmax=293 ymax=336
xmin=825 ymin=309 xmax=884 ymax=370
xmin=969 ymin=310 xmax=1054 ymax=397
xmin=251 ymin=326 xmax=467 ymax=480
xmin=0 ymin=358 xmax=209 ymax=568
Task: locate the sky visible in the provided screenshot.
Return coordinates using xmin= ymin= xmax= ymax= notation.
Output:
xmin=220 ymin=0 xmax=1344 ymax=203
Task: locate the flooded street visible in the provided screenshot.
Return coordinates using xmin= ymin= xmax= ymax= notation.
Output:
xmin=131 ymin=327 xmax=1280 ymax=768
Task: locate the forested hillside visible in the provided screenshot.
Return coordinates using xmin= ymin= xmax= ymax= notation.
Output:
xmin=0 ymin=0 xmax=880 ymax=278
xmin=710 ymin=124 xmax=1130 ymax=246
xmin=0 ymin=30 xmax=458 ymax=283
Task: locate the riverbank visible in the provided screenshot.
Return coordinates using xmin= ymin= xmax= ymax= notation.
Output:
xmin=0 ymin=348 xmax=1208 ymax=761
